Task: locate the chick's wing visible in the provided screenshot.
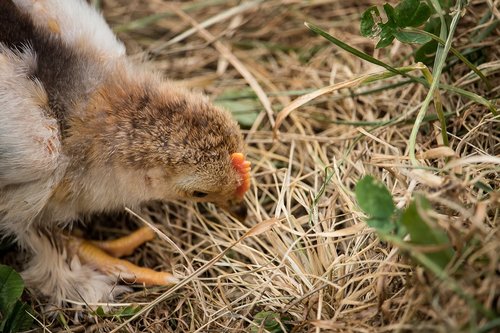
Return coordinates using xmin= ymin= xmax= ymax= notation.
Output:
xmin=0 ymin=45 xmax=66 ymax=224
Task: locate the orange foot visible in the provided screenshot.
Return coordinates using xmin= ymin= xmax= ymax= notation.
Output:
xmin=67 ymin=226 xmax=178 ymax=286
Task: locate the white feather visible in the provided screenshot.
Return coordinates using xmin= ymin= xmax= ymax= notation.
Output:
xmin=13 ymin=0 xmax=126 ymax=59
xmin=0 ymin=44 xmax=66 ymax=235
xmin=21 ymin=233 xmax=129 ymax=306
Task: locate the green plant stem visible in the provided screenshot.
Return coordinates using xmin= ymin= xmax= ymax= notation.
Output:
xmin=409 ymin=1 xmax=463 ymax=166
xmin=421 ymin=66 xmax=449 ymax=146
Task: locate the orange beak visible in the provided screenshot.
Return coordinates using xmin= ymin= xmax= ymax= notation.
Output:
xmin=231 ymin=152 xmax=251 ymax=200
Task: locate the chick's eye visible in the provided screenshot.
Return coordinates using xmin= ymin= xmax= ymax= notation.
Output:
xmin=192 ymin=191 xmax=208 ymax=198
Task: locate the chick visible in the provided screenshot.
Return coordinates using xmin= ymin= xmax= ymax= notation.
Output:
xmin=0 ymin=0 xmax=251 ymax=305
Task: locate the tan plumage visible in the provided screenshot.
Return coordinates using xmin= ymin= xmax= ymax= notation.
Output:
xmin=0 ymin=0 xmax=250 ymax=305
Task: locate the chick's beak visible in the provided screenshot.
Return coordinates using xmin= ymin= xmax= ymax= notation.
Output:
xmin=224 ymin=152 xmax=251 ymax=221
xmin=231 ymin=153 xmax=251 ymax=200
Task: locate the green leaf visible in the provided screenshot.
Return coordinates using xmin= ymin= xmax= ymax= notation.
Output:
xmin=383 ymin=3 xmax=397 ymax=24
xmin=366 ymin=217 xmax=395 ymax=234
xmin=250 ymin=311 xmax=290 ymax=333
xmin=415 ymin=40 xmax=438 ymax=64
xmin=1 ymin=301 xmax=33 ymax=333
xmin=376 ymin=4 xmax=398 ymax=48
xmin=114 ymin=305 xmax=142 ymax=318
xmin=360 ymin=1 xmax=431 ymax=49
xmin=215 ymin=100 xmax=260 ymax=128
xmin=95 ymin=306 xmax=106 ymax=317
xmin=395 ymin=0 xmax=431 ymax=27
xmin=395 ymin=0 xmax=419 ymax=24
xmin=400 ymin=197 xmax=454 ymax=269
xmin=355 ymin=176 xmax=395 ymax=220
xmin=474 ymin=181 xmax=493 ymax=193
xmin=408 ymin=2 xmax=431 ymax=27
xmin=361 ymin=4 xmax=399 ymax=48
xmin=0 ymin=266 xmax=33 ymax=332
xmin=0 ymin=265 xmax=24 ymax=314
xmin=394 ymin=31 xmax=432 ymax=44
xmin=376 ymin=26 xmax=396 ymax=48
xmin=360 ymin=6 xmax=380 ymax=38
xmin=423 ymin=16 xmax=444 ymax=35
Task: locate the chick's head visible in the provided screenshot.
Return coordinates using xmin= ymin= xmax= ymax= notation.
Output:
xmin=103 ymin=80 xmax=251 ymax=209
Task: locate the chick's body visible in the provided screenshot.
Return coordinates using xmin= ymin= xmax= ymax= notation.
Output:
xmin=0 ymin=0 xmax=247 ymax=305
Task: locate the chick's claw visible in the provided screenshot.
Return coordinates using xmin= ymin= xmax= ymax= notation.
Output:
xmin=67 ymin=228 xmax=178 ymax=286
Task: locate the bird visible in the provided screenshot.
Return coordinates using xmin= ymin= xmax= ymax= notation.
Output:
xmin=0 ymin=0 xmax=251 ymax=306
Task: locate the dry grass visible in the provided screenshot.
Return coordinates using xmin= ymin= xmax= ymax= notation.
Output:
xmin=29 ymin=0 xmax=500 ymax=332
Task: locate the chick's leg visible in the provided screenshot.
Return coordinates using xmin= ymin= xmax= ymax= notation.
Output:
xmin=68 ymin=227 xmax=178 ymax=286
xmin=90 ymin=226 xmax=155 ymax=257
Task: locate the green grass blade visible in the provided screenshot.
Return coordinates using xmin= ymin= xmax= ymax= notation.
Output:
xmin=113 ymin=0 xmax=228 ymax=32
xmin=405 ymin=28 xmax=492 ymax=89
xmin=305 ymin=22 xmax=414 ymax=79
xmin=441 ymin=83 xmax=498 ymax=115
xmin=305 ymin=21 xmax=497 ymax=116
xmin=409 ymin=1 xmax=463 ymax=166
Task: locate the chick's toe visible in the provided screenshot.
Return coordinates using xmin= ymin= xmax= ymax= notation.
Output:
xmin=68 ymin=228 xmax=178 ymax=286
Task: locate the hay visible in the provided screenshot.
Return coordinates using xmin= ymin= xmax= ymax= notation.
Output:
xmin=28 ymin=0 xmax=500 ymax=332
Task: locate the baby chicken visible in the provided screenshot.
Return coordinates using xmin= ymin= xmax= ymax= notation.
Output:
xmin=0 ymin=0 xmax=251 ymax=305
